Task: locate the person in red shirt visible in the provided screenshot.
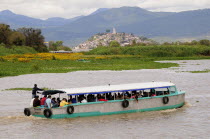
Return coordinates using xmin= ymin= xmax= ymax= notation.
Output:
xmin=40 ymin=95 xmax=47 ymax=106
xmin=98 ymin=98 xmax=108 ymax=101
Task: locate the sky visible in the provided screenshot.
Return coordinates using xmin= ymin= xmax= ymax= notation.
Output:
xmin=0 ymin=0 xmax=210 ymax=19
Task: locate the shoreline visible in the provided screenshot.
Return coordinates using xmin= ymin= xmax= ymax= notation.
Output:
xmin=1 ymin=59 xmax=210 ymax=91
xmin=1 ymin=55 xmax=210 ymax=78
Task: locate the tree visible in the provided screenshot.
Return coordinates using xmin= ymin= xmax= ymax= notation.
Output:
xmin=0 ymin=24 xmax=12 ymax=47
xmin=17 ymin=28 xmax=47 ymax=52
xmin=9 ymin=31 xmax=26 ymax=46
xmin=199 ymin=39 xmax=210 ymax=46
xmin=49 ymin=41 xmax=71 ymax=51
xmin=109 ymin=41 xmax=120 ymax=47
xmin=55 ymin=41 xmax=63 ymax=47
xmin=49 ymin=41 xmax=57 ymax=51
xmin=191 ymin=40 xmax=198 ymax=45
xmin=57 ymin=45 xmax=72 ymax=51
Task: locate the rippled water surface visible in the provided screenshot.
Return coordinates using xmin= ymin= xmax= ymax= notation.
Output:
xmin=0 ymin=60 xmax=210 ymax=139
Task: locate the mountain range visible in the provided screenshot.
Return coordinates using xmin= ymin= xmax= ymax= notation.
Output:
xmin=0 ymin=7 xmax=210 ymax=46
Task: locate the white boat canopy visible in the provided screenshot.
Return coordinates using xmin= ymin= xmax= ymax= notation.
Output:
xmin=57 ymin=82 xmax=175 ymax=95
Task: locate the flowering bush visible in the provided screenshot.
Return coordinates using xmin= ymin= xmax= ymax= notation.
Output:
xmin=1 ymin=53 xmax=130 ymax=63
xmin=2 ymin=53 xmax=85 ymax=62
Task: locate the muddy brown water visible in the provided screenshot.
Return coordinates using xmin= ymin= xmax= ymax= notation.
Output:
xmin=0 ymin=60 xmax=210 ymax=139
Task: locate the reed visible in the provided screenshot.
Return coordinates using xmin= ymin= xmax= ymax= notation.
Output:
xmin=86 ymin=45 xmax=210 ymax=57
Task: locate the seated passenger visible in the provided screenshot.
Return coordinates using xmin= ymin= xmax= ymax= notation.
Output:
xmin=98 ymin=98 xmax=108 ymax=101
xmin=87 ymin=94 xmax=92 ymax=102
xmin=33 ymin=96 xmax=40 ymax=107
xmin=92 ymin=95 xmax=97 ymax=102
xmin=45 ymin=95 xmax=52 ymax=108
xmin=51 ymin=97 xmax=59 ymax=108
xmin=151 ymin=93 xmax=156 ymax=97
xmin=60 ymin=98 xmax=69 ymax=107
xmin=68 ymin=99 xmax=72 ymax=104
xmin=72 ymin=97 xmax=77 ymax=103
xmin=68 ymin=96 xmax=73 ymax=103
xmin=57 ymin=97 xmax=61 ymax=106
xmin=40 ymin=95 xmax=47 ymax=106
xmin=139 ymin=91 xmax=144 ymax=97
xmin=116 ymin=93 xmax=122 ymax=100
xmin=130 ymin=95 xmax=135 ymax=99
xmin=124 ymin=94 xmax=130 ymax=99
xmin=81 ymin=97 xmax=87 ymax=103
xmin=135 ymin=94 xmax=138 ymax=103
xmin=114 ymin=93 xmax=117 ymax=99
xmin=30 ymin=96 xmax=36 ymax=107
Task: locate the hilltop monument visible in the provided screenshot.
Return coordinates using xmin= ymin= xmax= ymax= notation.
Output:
xmin=113 ymin=27 xmax=117 ymax=34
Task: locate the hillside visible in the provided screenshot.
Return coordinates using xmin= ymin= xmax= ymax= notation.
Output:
xmin=43 ymin=7 xmax=210 ymax=46
xmin=121 ymin=9 xmax=210 ymax=37
xmin=0 ymin=7 xmax=210 ymax=46
xmin=43 ymin=7 xmax=176 ymax=45
xmin=75 ymin=31 xmax=152 ymax=49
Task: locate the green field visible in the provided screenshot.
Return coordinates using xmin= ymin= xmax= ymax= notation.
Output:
xmin=0 ymin=57 xmax=179 ymax=78
xmin=1 ymin=44 xmax=210 ymax=78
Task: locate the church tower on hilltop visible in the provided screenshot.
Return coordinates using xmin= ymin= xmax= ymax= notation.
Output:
xmin=113 ymin=27 xmax=117 ymax=34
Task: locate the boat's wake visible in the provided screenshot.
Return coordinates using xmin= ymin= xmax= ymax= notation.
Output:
xmin=160 ymin=108 xmax=177 ymax=113
xmin=183 ymin=102 xmax=192 ymax=107
xmin=160 ymin=102 xmax=191 ymax=113
xmin=0 ymin=115 xmax=43 ymax=121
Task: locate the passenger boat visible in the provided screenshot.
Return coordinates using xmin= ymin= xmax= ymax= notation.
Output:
xmin=24 ymin=82 xmax=185 ymax=119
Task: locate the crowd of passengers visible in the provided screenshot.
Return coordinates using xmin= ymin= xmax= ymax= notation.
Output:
xmin=30 ymin=89 xmax=169 ymax=108
xmin=30 ymin=95 xmax=69 ymax=108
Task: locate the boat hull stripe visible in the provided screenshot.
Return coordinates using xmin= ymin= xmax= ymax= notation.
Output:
xmin=33 ymin=102 xmax=184 ymax=119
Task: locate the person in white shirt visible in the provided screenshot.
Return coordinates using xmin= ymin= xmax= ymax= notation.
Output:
xmin=30 ymin=96 xmax=35 ymax=107
xmin=81 ymin=97 xmax=87 ymax=103
xmin=45 ymin=95 xmax=52 ymax=108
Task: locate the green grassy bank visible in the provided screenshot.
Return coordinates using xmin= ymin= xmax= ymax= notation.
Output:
xmin=0 ymin=45 xmax=37 ymax=56
xmin=0 ymin=57 xmax=178 ymax=78
xmin=1 ymin=45 xmax=210 ymax=78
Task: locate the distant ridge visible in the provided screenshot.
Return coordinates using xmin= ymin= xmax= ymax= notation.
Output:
xmin=0 ymin=10 xmax=14 ymax=15
xmin=90 ymin=8 xmax=110 ymax=15
xmin=0 ymin=9 xmax=83 ymax=28
xmin=0 ymin=7 xmax=209 ymax=46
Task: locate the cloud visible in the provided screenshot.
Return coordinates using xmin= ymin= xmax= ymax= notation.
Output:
xmin=139 ymin=0 xmax=210 ymax=12
xmin=0 ymin=0 xmax=209 ymax=19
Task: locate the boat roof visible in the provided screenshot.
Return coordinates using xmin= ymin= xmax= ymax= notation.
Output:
xmin=42 ymin=90 xmax=65 ymax=95
xmin=57 ymin=82 xmax=175 ymax=95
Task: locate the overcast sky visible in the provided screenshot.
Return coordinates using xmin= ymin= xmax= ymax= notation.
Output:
xmin=1 ymin=0 xmax=210 ymax=19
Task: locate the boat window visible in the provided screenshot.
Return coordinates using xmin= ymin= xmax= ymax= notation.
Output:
xmin=169 ymin=86 xmax=176 ymax=94
xmin=142 ymin=89 xmax=150 ymax=97
xmin=155 ymin=88 xmax=169 ymax=96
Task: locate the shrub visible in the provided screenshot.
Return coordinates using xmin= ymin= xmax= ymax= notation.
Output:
xmin=87 ymin=45 xmax=210 ymax=57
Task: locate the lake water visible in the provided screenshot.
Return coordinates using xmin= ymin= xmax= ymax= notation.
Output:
xmin=0 ymin=60 xmax=210 ymax=139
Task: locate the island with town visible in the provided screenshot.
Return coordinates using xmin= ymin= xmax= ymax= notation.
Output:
xmin=74 ymin=28 xmax=152 ymax=50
